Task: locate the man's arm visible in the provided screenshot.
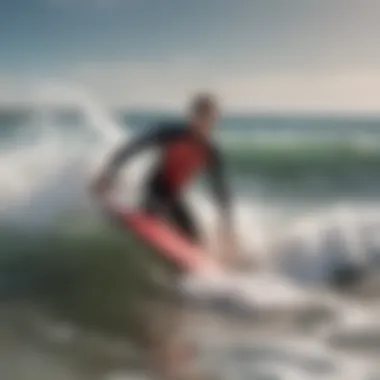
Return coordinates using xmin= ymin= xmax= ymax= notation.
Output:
xmin=206 ymin=146 xmax=241 ymax=266
xmin=108 ymin=124 xmax=188 ymax=175
xmin=92 ymin=125 xmax=182 ymax=194
xmin=105 ymin=127 xmax=160 ymax=178
xmin=207 ymin=145 xmax=232 ymax=224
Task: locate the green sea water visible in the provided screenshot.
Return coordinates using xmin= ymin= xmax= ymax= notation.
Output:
xmin=2 ymin=110 xmax=380 ymax=376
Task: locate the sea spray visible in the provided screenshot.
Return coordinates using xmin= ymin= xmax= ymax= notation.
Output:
xmin=1 ymin=84 xmax=380 ymax=312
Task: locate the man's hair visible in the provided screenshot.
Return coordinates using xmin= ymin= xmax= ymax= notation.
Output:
xmin=189 ymin=93 xmax=219 ymax=116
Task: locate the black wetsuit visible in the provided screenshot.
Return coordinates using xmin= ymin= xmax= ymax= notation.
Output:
xmin=106 ymin=122 xmax=231 ymax=242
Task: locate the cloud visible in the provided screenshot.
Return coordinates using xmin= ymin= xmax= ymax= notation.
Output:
xmin=64 ymin=59 xmax=380 ymax=113
xmin=1 ymin=58 xmax=380 ymax=113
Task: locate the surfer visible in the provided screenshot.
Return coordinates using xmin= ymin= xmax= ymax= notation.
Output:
xmin=92 ymin=93 xmax=236 ymax=379
xmin=93 ymin=93 xmax=236 ymax=262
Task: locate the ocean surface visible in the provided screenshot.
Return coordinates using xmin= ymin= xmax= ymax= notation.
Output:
xmin=1 ymin=88 xmax=380 ymax=380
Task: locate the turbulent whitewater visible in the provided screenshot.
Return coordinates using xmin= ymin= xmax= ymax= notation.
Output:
xmin=1 ymin=84 xmax=380 ymax=379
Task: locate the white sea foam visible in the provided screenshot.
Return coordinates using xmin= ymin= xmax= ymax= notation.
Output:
xmin=2 ymin=83 xmax=380 ymax=379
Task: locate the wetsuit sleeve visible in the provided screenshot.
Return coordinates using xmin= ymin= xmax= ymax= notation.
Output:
xmin=206 ymin=145 xmax=232 ymax=223
xmin=104 ymin=125 xmax=182 ymax=178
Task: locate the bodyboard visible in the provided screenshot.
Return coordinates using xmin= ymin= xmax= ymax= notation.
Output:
xmin=108 ymin=206 xmax=219 ymax=273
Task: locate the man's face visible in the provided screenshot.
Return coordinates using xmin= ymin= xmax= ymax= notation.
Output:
xmin=193 ymin=107 xmax=220 ymax=136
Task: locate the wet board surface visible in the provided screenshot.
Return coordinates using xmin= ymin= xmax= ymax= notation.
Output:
xmin=104 ymin=204 xmax=335 ymax=318
xmin=109 ymin=207 xmax=220 ymax=273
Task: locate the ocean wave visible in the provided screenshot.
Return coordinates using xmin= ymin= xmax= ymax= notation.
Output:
xmin=0 ymin=219 xmax=181 ymax=342
xmin=223 ymin=139 xmax=380 ymax=182
xmin=3 ymin=87 xmax=380 ymax=379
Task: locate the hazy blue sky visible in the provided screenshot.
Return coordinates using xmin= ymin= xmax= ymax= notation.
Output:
xmin=1 ymin=0 xmax=379 ymax=112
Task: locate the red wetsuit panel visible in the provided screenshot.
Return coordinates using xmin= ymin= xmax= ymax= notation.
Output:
xmin=106 ymin=123 xmax=230 ymax=213
xmin=161 ymin=138 xmax=208 ymax=191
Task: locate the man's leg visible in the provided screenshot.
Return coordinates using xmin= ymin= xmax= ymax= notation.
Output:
xmin=159 ymin=197 xmax=203 ymax=379
xmin=141 ymin=193 xmax=203 ymax=379
xmin=168 ymin=197 xmax=200 ymax=243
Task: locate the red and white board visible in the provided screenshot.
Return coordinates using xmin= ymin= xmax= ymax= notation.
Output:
xmin=107 ymin=205 xmax=220 ymax=274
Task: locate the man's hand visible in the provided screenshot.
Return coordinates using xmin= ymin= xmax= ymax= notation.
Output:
xmin=217 ymin=222 xmax=240 ymax=268
xmin=217 ymin=222 xmax=256 ymax=271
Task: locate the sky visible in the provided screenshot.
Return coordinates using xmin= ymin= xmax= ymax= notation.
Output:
xmin=0 ymin=0 xmax=380 ymax=112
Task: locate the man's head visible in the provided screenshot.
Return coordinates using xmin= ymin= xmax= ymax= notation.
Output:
xmin=188 ymin=93 xmax=220 ymax=136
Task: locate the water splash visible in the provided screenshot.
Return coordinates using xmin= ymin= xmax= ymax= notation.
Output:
xmin=0 ymin=83 xmax=124 ymax=226
xmin=1 ymin=83 xmax=380 ymax=291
